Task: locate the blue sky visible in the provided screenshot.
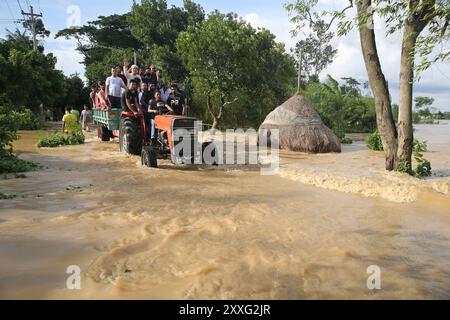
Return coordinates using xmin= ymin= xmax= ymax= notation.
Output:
xmin=1 ymin=0 xmax=449 ymax=111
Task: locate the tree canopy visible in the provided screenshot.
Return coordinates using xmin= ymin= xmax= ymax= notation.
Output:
xmin=177 ymin=12 xmax=296 ymax=128
xmin=0 ymin=28 xmax=89 ymax=115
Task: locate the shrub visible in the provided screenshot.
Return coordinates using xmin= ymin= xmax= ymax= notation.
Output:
xmin=412 ymin=140 xmax=432 ymax=178
xmin=12 ymin=108 xmax=44 ymax=130
xmin=0 ymin=154 xmax=39 ymax=174
xmin=395 ymin=140 xmax=432 ymax=178
xmin=37 ymin=131 xmax=85 ymax=148
xmin=367 ymin=129 xmax=384 ymax=151
xmin=332 ymin=127 xmax=345 ymax=140
xmin=0 ymin=106 xmax=21 ymax=155
xmin=0 ymin=106 xmax=40 ymax=174
xmin=341 ymin=137 xmax=353 ymax=144
xmin=0 ymin=193 xmax=17 ymax=200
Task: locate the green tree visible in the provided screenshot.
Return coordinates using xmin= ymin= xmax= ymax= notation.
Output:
xmin=414 ymin=96 xmax=435 ymax=109
xmin=177 ymin=12 xmax=295 ymax=129
xmin=23 ymin=18 xmax=50 ymax=39
xmin=127 ymin=0 xmax=205 ymax=82
xmin=292 ymin=20 xmax=337 ymax=80
xmin=303 ymin=75 xmax=376 ymax=135
xmin=0 ymin=34 xmax=67 ymax=112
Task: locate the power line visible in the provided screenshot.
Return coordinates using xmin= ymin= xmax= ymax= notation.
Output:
xmin=5 ymin=0 xmax=24 ymax=28
xmin=435 ymin=66 xmax=450 ymax=82
xmin=5 ymin=0 xmax=17 ymax=20
xmin=16 ymin=0 xmax=23 ymax=12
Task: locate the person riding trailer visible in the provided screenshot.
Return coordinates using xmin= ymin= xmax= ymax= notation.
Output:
xmin=121 ymin=79 xmax=142 ymax=115
xmin=166 ymin=83 xmax=186 ymax=116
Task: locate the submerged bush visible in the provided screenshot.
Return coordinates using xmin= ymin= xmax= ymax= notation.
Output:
xmin=0 ymin=154 xmax=39 ymax=174
xmin=332 ymin=128 xmax=352 ymax=144
xmin=395 ymin=140 xmax=432 ymax=178
xmin=340 ymin=137 xmax=353 ymax=144
xmin=367 ymin=129 xmax=383 ymax=151
xmin=37 ymin=131 xmax=85 ymax=148
xmin=412 ymin=140 xmax=432 ymax=178
xmin=0 ymin=192 xmax=17 ymax=200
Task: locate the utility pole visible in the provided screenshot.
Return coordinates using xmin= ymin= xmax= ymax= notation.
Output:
xmin=21 ymin=6 xmax=43 ymax=51
xmin=297 ymin=47 xmax=302 ymax=94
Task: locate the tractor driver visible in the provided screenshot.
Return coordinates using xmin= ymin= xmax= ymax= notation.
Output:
xmin=148 ymin=91 xmax=166 ymax=143
xmin=121 ymin=79 xmax=142 ymax=115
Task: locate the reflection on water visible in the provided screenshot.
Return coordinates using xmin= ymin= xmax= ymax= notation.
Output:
xmin=0 ymin=122 xmax=449 ymax=299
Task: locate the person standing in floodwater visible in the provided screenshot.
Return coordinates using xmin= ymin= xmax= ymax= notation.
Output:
xmin=80 ymin=105 xmax=93 ymax=132
xmin=62 ymin=106 xmax=78 ymax=134
xmin=71 ymin=107 xmax=80 ymax=122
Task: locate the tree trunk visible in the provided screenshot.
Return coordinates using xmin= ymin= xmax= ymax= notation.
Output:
xmin=396 ymin=24 xmax=417 ymax=170
xmin=396 ymin=0 xmax=433 ymax=170
xmin=356 ymin=0 xmax=398 ymax=170
xmin=207 ymin=95 xmax=222 ymax=130
xmin=212 ymin=117 xmax=220 ymax=130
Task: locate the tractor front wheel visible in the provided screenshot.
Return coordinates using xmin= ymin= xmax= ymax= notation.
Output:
xmin=119 ymin=117 xmax=142 ymax=155
xmin=141 ymin=145 xmax=158 ymax=168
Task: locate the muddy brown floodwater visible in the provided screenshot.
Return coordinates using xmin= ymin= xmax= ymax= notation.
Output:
xmin=0 ymin=122 xmax=449 ymax=299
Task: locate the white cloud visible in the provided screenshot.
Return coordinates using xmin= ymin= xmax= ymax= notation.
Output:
xmin=44 ymin=37 xmax=85 ymax=81
xmin=244 ymin=13 xmax=297 ymax=51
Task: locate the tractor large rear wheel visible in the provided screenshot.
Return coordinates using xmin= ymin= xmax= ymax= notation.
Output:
xmin=119 ymin=117 xmax=142 ymax=155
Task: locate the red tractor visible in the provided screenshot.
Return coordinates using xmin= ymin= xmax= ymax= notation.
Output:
xmin=117 ymin=110 xmax=217 ymax=168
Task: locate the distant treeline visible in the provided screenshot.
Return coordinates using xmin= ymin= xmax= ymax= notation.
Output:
xmin=0 ymin=30 xmax=89 ymax=119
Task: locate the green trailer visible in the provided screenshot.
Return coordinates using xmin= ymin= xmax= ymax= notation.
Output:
xmin=93 ymin=109 xmax=122 ymax=141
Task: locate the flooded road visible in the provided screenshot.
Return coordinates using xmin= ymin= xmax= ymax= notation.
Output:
xmin=0 ymin=122 xmax=449 ymax=299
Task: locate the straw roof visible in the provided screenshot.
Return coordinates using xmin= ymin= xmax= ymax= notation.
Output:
xmin=258 ymin=93 xmax=341 ymax=153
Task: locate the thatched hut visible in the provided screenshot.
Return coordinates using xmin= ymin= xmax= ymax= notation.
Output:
xmin=258 ymin=93 xmax=341 ymax=153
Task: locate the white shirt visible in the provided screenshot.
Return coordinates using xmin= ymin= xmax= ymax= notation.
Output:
xmin=125 ymin=71 xmax=142 ymax=84
xmin=106 ymin=76 xmax=126 ymax=97
xmin=160 ymin=88 xmax=171 ymax=103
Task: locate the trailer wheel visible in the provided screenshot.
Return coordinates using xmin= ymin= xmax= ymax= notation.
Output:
xmin=202 ymin=142 xmax=218 ymax=165
xmin=100 ymin=126 xmax=111 ymax=142
xmin=141 ymin=146 xmax=158 ymax=168
xmin=119 ymin=117 xmax=142 ymax=155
